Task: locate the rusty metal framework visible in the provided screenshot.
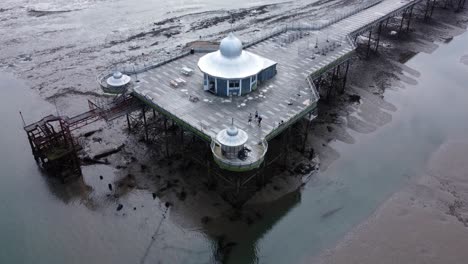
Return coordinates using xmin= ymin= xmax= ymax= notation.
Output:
xmin=24 ymin=116 xmax=82 ymax=181
xmin=23 ymin=94 xmax=143 ymax=180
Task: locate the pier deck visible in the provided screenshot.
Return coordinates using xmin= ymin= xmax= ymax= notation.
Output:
xmin=129 ymin=0 xmax=425 ymax=171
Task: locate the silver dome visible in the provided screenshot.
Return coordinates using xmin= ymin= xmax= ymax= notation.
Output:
xmin=216 ymin=124 xmax=248 ymax=147
xmin=220 ymin=33 xmax=243 ymax=58
xmin=106 ymin=71 xmax=131 ymax=87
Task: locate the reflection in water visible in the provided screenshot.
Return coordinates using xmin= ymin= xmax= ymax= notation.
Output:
xmin=43 ymin=176 xmax=93 ymax=206
xmin=211 ymin=190 xmax=302 ymax=263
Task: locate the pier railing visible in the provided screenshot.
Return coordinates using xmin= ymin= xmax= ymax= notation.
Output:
xmin=210 ymin=139 xmax=268 ymax=172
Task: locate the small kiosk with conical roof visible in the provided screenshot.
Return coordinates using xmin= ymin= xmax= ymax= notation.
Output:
xmin=211 ymin=119 xmax=268 ymax=172
xmin=102 ymin=71 xmax=131 ymax=94
xmin=215 ymin=119 xmax=248 ymax=159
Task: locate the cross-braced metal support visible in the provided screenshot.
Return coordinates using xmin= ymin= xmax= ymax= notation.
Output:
xmin=313 ymin=59 xmax=352 ymax=101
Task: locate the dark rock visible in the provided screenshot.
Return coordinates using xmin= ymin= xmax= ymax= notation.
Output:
xmin=152 ymin=193 xmax=157 ymax=199
xmin=116 ymin=204 xmax=123 ymax=211
xmin=326 ymin=126 xmax=334 ymax=132
xmin=99 ymin=175 xmax=103 ymax=180
xmin=108 ymin=183 xmax=113 ymax=191
xmin=294 ymin=163 xmax=315 ymax=175
xmin=178 ymin=190 xmax=187 ymax=201
xmin=165 ymin=201 xmax=173 ymax=208
xmin=348 ymin=94 xmax=361 ymax=103
xmin=201 ymin=216 xmax=212 ymax=224
xmin=133 ymin=207 xmax=137 ymax=211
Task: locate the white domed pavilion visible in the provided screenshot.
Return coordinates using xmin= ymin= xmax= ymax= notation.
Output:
xmin=198 ymin=33 xmax=277 ymax=97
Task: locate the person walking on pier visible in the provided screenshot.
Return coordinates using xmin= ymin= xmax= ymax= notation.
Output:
xmin=248 ymin=113 xmax=252 ymax=125
xmin=258 ymin=116 xmax=262 ymax=127
xmin=255 ymin=110 xmax=258 ymax=119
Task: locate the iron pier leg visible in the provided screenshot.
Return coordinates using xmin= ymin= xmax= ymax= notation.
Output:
xmin=317 ymin=76 xmax=322 ymax=91
xmin=366 ymin=29 xmax=372 ymax=58
xmin=336 ymin=64 xmax=342 ymax=94
xmin=406 ymin=5 xmax=414 ymax=32
xmin=152 ymin=109 xmax=156 ymax=119
xmin=142 ymin=107 xmax=148 ymax=142
xmin=126 ymin=113 xmax=131 ymax=133
xmin=282 ymin=127 xmax=290 ymax=168
xmin=327 ymin=69 xmax=336 ymax=100
xmin=342 ymin=60 xmax=350 ymax=93
xmin=261 ymin=158 xmax=266 ymax=186
xmin=302 ymin=112 xmax=313 ymax=153
xmin=398 ymin=9 xmax=406 ymax=37
xmin=430 ymin=0 xmax=436 ymax=17
xmin=164 ymin=117 xmax=169 ymax=157
xmin=375 ymin=22 xmax=383 ymax=52
xmin=180 ymin=127 xmax=184 ymax=154
xmin=424 ymin=0 xmax=430 ymax=20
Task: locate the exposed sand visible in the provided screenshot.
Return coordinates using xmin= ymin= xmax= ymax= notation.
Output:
xmin=315 ymin=141 xmax=468 ymax=264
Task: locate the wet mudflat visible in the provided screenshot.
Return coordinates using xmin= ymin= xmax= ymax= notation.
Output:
xmin=1 ymin=1 xmax=468 ymax=264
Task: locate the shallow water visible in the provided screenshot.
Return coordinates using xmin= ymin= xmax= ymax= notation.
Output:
xmin=229 ymin=28 xmax=468 ymax=264
xmin=1 ymin=4 xmax=468 ymax=264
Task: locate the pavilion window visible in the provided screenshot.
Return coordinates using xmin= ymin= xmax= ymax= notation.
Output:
xmin=229 ymin=80 xmax=240 ymax=88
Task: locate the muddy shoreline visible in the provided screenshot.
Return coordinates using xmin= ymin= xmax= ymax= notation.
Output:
xmin=315 ymin=141 xmax=468 ymax=264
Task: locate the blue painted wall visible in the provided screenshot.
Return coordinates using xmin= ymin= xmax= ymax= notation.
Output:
xmin=216 ymin=79 xmax=228 ymax=96
xmin=241 ymin=78 xmax=251 ymax=95
xmin=258 ymin=64 xmax=277 ymax=82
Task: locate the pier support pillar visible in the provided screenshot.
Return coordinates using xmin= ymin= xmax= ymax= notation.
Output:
xmin=342 ymin=60 xmax=350 ymax=94
xmin=366 ymin=29 xmax=372 ymax=58
xmin=375 ymin=22 xmax=383 ymax=53
xmin=282 ymin=127 xmax=291 ymax=168
xmin=180 ymin=127 xmax=184 ymax=152
xmin=398 ymin=9 xmax=406 ymax=37
xmin=164 ymin=117 xmax=169 ymax=157
xmin=406 ymin=5 xmax=414 ymax=32
xmin=301 ymin=112 xmax=313 ymax=153
xmin=327 ymin=68 xmax=337 ymax=100
xmin=431 ymin=0 xmax=436 ymax=16
xmin=142 ymin=107 xmax=149 ymax=142
xmin=126 ymin=113 xmax=131 ymax=133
